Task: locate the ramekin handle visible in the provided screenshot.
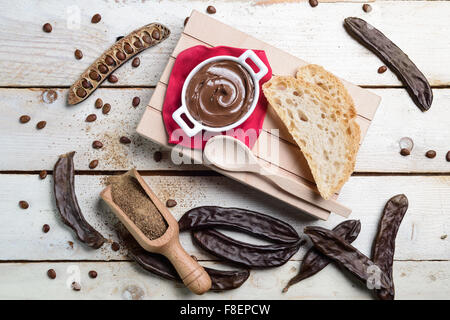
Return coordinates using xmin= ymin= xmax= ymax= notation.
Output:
xmin=238 ymin=50 xmax=269 ymax=82
xmin=172 ymin=106 xmax=202 ymax=137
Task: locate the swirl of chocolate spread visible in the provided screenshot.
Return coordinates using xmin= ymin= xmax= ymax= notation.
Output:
xmin=185 ymin=60 xmax=255 ymax=128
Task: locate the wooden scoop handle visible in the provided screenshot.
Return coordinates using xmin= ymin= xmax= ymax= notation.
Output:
xmin=164 ymin=239 xmax=211 ymax=295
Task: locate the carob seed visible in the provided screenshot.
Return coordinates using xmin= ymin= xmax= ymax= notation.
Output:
xmin=400 ymin=148 xmax=410 ymax=156
xmin=36 ymin=121 xmax=47 ymax=130
xmin=82 ymin=79 xmax=93 ymax=89
xmin=74 ymin=49 xmax=83 ymax=60
xmin=19 ymin=115 xmax=31 ymax=123
xmin=133 ymin=40 xmax=143 ymax=48
xmin=151 ymin=30 xmax=160 ymax=40
xmin=88 ymin=270 xmax=98 ymax=279
xmin=426 ymin=150 xmax=436 ymax=159
xmin=446 ymin=151 xmax=450 ymax=162
xmin=119 ymin=136 xmax=131 ymax=144
xmin=89 ymin=70 xmax=100 ymax=81
xmin=39 ymin=170 xmax=48 ymax=180
xmin=362 ymin=4 xmax=372 ymax=13
xmin=102 ymin=103 xmax=111 ymax=114
xmin=142 ymin=35 xmax=152 ymax=44
xmin=132 ymin=57 xmax=140 ymax=68
xmin=166 ymin=199 xmax=177 ymax=208
xmin=153 ymin=151 xmax=162 ymax=162
xmin=19 ymin=200 xmax=29 ymax=209
xmin=42 ymin=23 xmax=52 ymax=33
xmin=92 ymin=140 xmax=103 ymax=149
xmin=309 ymin=0 xmax=318 ymax=7
xmin=378 ymin=66 xmax=387 ymax=74
xmin=76 ymin=88 xmax=87 ymax=98
xmin=124 ymin=43 xmax=134 ymax=54
xmin=95 ymin=98 xmax=103 ymax=109
xmin=116 ymin=51 xmax=126 ymax=61
xmin=91 ymin=14 xmax=101 ymax=24
xmin=71 ymin=282 xmax=81 ymax=291
xmin=108 ymin=74 xmax=118 ymax=83
xmin=132 ymin=96 xmax=140 ymax=107
xmin=105 ymin=55 xmax=115 ymax=66
xmin=111 ymin=242 xmax=120 ymax=251
xmin=98 ymin=64 xmax=108 ymax=74
xmin=42 ymin=224 xmax=50 ymax=233
xmin=85 ymin=114 xmax=97 ymax=122
xmin=47 ymin=269 xmax=56 ymax=279
xmin=89 ymin=160 xmax=99 ymax=169
xmin=206 ymin=5 xmax=216 ymax=14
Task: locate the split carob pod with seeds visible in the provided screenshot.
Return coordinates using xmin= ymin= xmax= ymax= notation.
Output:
xmin=53 ymin=152 xmax=106 ymax=248
xmin=179 ymin=206 xmax=302 ymax=268
xmin=344 ymin=17 xmax=432 ymax=111
xmin=372 ymin=194 xmax=408 ymax=300
xmin=283 ymin=219 xmax=361 ymax=293
xmin=100 ymin=169 xmax=211 ymax=295
xmin=68 ymin=23 xmax=170 ymax=105
xmin=120 ymin=229 xmax=249 ymax=291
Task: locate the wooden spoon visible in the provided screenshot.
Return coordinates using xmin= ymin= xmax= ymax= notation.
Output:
xmin=100 ymin=169 xmax=211 ymax=295
xmin=203 ymin=135 xmax=351 ymax=216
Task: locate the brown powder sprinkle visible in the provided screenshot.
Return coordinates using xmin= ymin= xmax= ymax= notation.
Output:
xmin=107 ymin=175 xmax=167 ymax=240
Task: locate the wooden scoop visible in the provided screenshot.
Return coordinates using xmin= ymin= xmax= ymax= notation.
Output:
xmin=100 ymin=169 xmax=211 ymax=295
xmin=203 ymin=135 xmax=351 ymax=217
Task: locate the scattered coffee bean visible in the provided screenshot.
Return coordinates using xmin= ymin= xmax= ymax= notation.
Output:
xmin=108 ymin=74 xmax=118 ymax=83
xmin=400 ymin=148 xmax=410 ymax=156
xmin=39 ymin=170 xmax=48 ymax=180
xmin=42 ymin=23 xmax=52 ymax=33
xmin=19 ymin=200 xmax=29 ymax=209
xmin=98 ymin=64 xmax=108 ymax=74
xmin=132 ymin=57 xmax=140 ymax=68
xmin=82 ymin=79 xmax=93 ymax=89
xmin=19 ymin=115 xmax=31 ymax=123
xmin=441 ymin=234 xmax=448 ymax=240
xmin=132 ymin=96 xmax=140 ymax=107
xmin=378 ymin=66 xmax=387 ymax=74
xmin=362 ymin=4 xmax=372 ymax=13
xmin=68 ymin=241 xmax=74 ymax=248
xmin=151 ymin=29 xmax=160 ymax=40
xmin=76 ymin=87 xmax=87 ymax=98
xmin=166 ymin=199 xmax=177 ymax=208
xmin=102 ymin=103 xmax=111 ymax=114
xmin=446 ymin=151 xmax=450 ymax=162
xmin=426 ymin=150 xmax=436 ymax=159
xmin=105 ymin=55 xmax=116 ymax=66
xmin=153 ymin=151 xmax=162 ymax=162
xmin=88 ymin=270 xmax=98 ymax=279
xmin=116 ymin=36 xmax=124 ymax=42
xmin=91 ymin=13 xmax=101 ymax=24
xmin=89 ymin=160 xmax=99 ymax=169
xmin=47 ymin=269 xmax=56 ymax=279
xmin=124 ymin=43 xmax=133 ymax=54
xmin=111 ymin=242 xmax=120 ymax=251
xmin=92 ymin=140 xmax=103 ymax=149
xmin=95 ymin=98 xmax=103 ymax=109
xmin=36 ymin=121 xmax=47 ymax=130
xmin=71 ymin=282 xmax=81 ymax=291
xmin=119 ymin=136 xmax=131 ymax=144
xmin=86 ymin=114 xmax=97 ymax=122
xmin=116 ymin=51 xmax=126 ymax=61
xmin=74 ymin=49 xmax=83 ymax=60
xmin=206 ymin=5 xmax=216 ymax=14
xmin=184 ymin=17 xmax=189 ymax=26
xmin=309 ymin=0 xmax=318 ymax=8
xmin=42 ymin=224 xmax=50 ymax=233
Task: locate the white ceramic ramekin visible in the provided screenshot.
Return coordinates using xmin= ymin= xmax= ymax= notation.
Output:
xmin=172 ymin=50 xmax=268 ymax=137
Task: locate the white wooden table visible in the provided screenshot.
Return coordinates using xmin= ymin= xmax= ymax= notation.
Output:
xmin=1 ymin=0 xmax=449 ymax=300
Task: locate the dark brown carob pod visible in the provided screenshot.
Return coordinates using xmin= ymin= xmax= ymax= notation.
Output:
xmin=344 ymin=17 xmax=432 ymax=111
xmin=53 ymin=152 xmax=105 ymax=248
xmin=372 ymin=194 xmax=408 ymax=300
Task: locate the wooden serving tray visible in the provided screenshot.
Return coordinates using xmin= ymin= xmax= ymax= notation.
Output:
xmin=137 ymin=10 xmax=381 ymax=220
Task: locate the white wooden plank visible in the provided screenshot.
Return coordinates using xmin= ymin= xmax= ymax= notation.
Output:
xmin=0 ymin=174 xmax=449 ymax=261
xmin=2 ymin=88 xmax=450 ymax=172
xmin=0 ymin=260 xmax=448 ymax=299
xmin=0 ymin=1 xmax=448 ymax=86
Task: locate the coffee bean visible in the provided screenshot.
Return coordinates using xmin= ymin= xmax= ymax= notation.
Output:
xmin=142 ymin=35 xmax=152 ymax=44
xmin=184 ymin=17 xmax=189 ymax=26
xmin=36 ymin=121 xmax=46 ymax=130
xmin=102 ymin=103 xmax=111 ymax=114
xmin=42 ymin=224 xmax=50 ymax=233
xmin=92 ymin=140 xmax=103 ymax=149
xmin=89 ymin=159 xmax=99 ymax=169
xmin=19 ymin=200 xmax=29 ymax=209
xmin=86 ymin=114 xmax=97 ymax=122
xmin=19 ymin=115 xmax=31 ymax=123
xmin=309 ymin=0 xmax=318 ymax=8
xmin=153 ymin=151 xmax=162 ymax=162
xmin=133 ymin=40 xmax=143 ymax=49
xmin=151 ymin=29 xmax=160 ymax=40
xmin=400 ymin=148 xmax=410 ymax=156
xmin=108 ymin=74 xmax=118 ymax=83
xmin=120 ymin=136 xmax=131 ymax=144
xmin=166 ymin=199 xmax=177 ymax=208
xmin=47 ymin=269 xmax=56 ymax=279
xmin=71 ymin=282 xmax=81 ymax=291
xmin=446 ymin=151 xmax=450 ymax=162
xmin=39 ymin=170 xmax=48 ymax=180
xmin=132 ymin=96 xmax=140 ymax=107
xmin=362 ymin=4 xmax=372 ymax=13
xmin=91 ymin=14 xmax=101 ymax=24
xmin=378 ymin=66 xmax=387 ymax=74
xmin=124 ymin=43 xmax=133 ymax=54
xmin=105 ymin=55 xmax=116 ymax=66
xmin=82 ymin=79 xmax=93 ymax=89
xmin=98 ymin=64 xmax=108 ymax=74
xmin=206 ymin=5 xmax=216 ymax=14
xmin=111 ymin=242 xmax=120 ymax=251
xmin=74 ymin=49 xmax=83 ymax=60
xmin=89 ymin=70 xmax=100 ymax=81
xmin=116 ymin=36 xmax=124 ymax=42
xmin=116 ymin=51 xmax=126 ymax=60
xmin=426 ymin=150 xmax=436 ymax=159
xmin=88 ymin=270 xmax=98 ymax=279
xmin=76 ymin=87 xmax=87 ymax=98
xmin=132 ymin=57 xmax=140 ymax=68
xmin=42 ymin=23 xmax=52 ymax=33
xmin=95 ymin=98 xmax=103 ymax=109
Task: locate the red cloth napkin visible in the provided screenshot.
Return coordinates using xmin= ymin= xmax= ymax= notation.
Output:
xmin=162 ymin=45 xmax=272 ymax=149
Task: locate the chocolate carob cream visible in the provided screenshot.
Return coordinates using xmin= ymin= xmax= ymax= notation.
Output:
xmin=185 ymin=60 xmax=254 ymax=128
xmin=108 ymin=175 xmax=167 ymax=240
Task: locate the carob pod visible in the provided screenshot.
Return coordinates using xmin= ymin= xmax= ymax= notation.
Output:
xmin=53 ymin=152 xmax=106 ymax=248
xmin=304 ymin=226 xmax=391 ymax=292
xmin=283 ymin=220 xmax=361 ymax=293
xmin=121 ymin=230 xmax=249 ymax=291
xmin=372 ymin=194 xmax=408 ymax=300
xmin=344 ymin=17 xmax=432 ymax=111
xmin=179 ymin=206 xmax=300 ymax=244
xmin=68 ymin=23 xmax=170 ymax=105
xmin=192 ymin=229 xmax=302 ymax=268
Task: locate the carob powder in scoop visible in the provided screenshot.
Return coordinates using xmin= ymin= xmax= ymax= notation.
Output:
xmin=108 ymin=175 xmax=167 ymax=240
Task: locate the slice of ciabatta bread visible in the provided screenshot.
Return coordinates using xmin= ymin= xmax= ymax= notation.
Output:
xmin=262 ymin=76 xmax=360 ymax=199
